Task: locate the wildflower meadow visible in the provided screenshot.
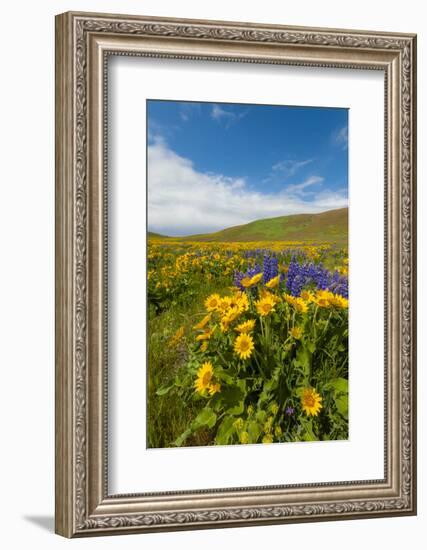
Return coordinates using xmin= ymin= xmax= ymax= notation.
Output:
xmin=148 ymin=239 xmax=349 ymax=448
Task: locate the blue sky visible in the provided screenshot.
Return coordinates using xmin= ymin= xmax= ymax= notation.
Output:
xmin=147 ymin=100 xmax=348 ymax=236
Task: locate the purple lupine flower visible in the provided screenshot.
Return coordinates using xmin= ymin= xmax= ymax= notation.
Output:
xmin=284 ymin=259 xmax=348 ymax=298
xmin=233 ymin=270 xmax=245 ymax=289
xmin=290 ymin=274 xmax=305 ymax=296
xmin=247 ymin=263 xmax=262 ymax=279
xmin=331 ymin=276 xmax=348 ymax=298
xmin=263 ymin=254 xmax=279 ymax=283
xmin=285 ymin=257 xmax=301 ymax=295
xmin=236 ymin=253 xmax=348 ymax=298
xmin=233 ymin=263 xmax=262 ymax=291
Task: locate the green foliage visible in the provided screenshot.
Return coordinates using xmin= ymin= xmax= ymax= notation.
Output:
xmin=147 ymin=240 xmax=349 ymax=448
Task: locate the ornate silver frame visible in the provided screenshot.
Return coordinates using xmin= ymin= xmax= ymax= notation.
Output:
xmin=55 ymin=11 xmax=417 ymax=537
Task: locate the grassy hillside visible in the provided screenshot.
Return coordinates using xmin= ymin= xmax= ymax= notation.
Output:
xmin=177 ymin=207 xmax=348 ymax=243
xmin=148 ymin=231 xmax=169 ymax=240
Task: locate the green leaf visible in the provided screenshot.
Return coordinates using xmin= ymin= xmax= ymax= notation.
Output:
xmin=328 ymin=378 xmax=348 ymax=419
xmin=174 ymin=428 xmax=192 ymax=447
xmin=174 ymin=408 xmax=217 ymax=447
xmin=215 ymin=416 xmax=236 ymax=445
xmin=215 ymin=369 xmax=234 ymax=384
xmin=193 ymin=407 xmax=217 ymax=429
xmin=335 ymin=394 xmax=348 ymax=419
xmin=307 ymin=340 xmax=316 ymax=353
xmin=300 ymin=418 xmax=316 ymax=441
xmin=156 ymin=384 xmax=174 ymax=396
xmin=247 ymin=420 xmax=262 ymax=444
xmin=296 ymin=346 xmax=311 ymax=381
xmin=297 ymin=346 xmax=311 ymax=365
xmin=228 ymin=401 xmax=244 ymax=416
xmin=329 ymin=377 xmax=348 ymax=393
xmin=219 ymin=385 xmax=245 ymax=415
xmin=277 ymin=376 xmax=290 ymax=408
xmin=294 ymin=386 xmax=305 ymax=398
xmin=255 ymin=409 xmax=267 ymax=424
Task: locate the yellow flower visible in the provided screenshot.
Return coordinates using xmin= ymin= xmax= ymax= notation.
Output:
xmin=235 ymin=292 xmax=249 ymax=312
xmin=315 ymin=296 xmax=329 ymax=308
xmin=220 ymin=317 xmax=230 ymax=333
xmin=265 ymin=274 xmax=280 ymax=289
xmin=223 ymin=305 xmax=241 ymax=324
xmin=240 ymin=431 xmax=249 ymax=444
xmin=260 ymin=288 xmax=280 ymax=303
xmin=227 ymin=295 xmax=239 ymax=309
xmin=218 ymin=296 xmax=232 ymax=313
xmin=285 ymin=294 xmax=308 ymax=313
xmin=233 ymin=333 xmax=255 ymax=360
xmin=193 ymin=313 xmax=211 ymax=330
xmin=205 ymin=293 xmax=221 ymax=311
xmin=249 ymin=273 xmax=263 ymax=285
xmin=194 ymin=362 xmax=214 ymax=394
xmin=241 ymin=272 xmax=263 ymax=288
xmin=200 ymin=341 xmax=208 ymax=353
xmin=337 ymin=264 xmax=348 ymax=276
xmin=300 ymin=290 xmax=314 ymax=302
xmin=255 ymin=295 xmax=276 ymax=317
xmin=313 ymin=290 xmax=334 ymax=308
xmin=270 ymin=402 xmax=279 ymax=415
xmin=262 ymin=434 xmax=273 ymax=444
xmin=196 ymin=327 xmax=215 ymax=341
xmin=284 ymin=294 xmax=295 ymax=306
xmin=208 ymin=382 xmax=221 ymax=396
xmin=294 ymin=297 xmax=308 ymax=313
xmin=290 ymin=326 xmax=303 ymax=339
xmin=329 ymin=294 xmax=349 ymax=309
xmin=240 ymin=277 xmax=252 ymax=288
xmin=301 ymin=387 xmax=323 ymax=416
xmin=168 ymin=326 xmax=185 ymax=348
xmin=235 ymin=319 xmax=256 ymax=333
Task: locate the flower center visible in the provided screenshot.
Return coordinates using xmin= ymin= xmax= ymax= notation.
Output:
xmin=305 ymin=395 xmax=315 ymax=407
xmin=240 ymin=339 xmax=250 ymax=351
xmin=202 ymin=372 xmax=212 ymax=385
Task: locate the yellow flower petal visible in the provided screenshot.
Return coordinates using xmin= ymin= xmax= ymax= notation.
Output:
xmin=233 ymin=333 xmax=255 ymax=360
xmin=301 ymin=387 xmax=323 ymax=416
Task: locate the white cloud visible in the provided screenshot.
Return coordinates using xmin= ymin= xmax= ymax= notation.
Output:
xmin=211 ymin=104 xmax=248 ymax=127
xmin=179 ymin=102 xmax=201 ymax=122
xmin=271 ymin=159 xmax=313 ymax=178
xmin=333 ymin=125 xmax=348 ymax=150
xmin=285 ymin=175 xmax=324 ymax=195
xmin=148 ymin=140 xmax=347 ymax=236
xmin=262 ymin=158 xmax=314 ymax=186
xmin=148 ymin=119 xmax=178 ymax=144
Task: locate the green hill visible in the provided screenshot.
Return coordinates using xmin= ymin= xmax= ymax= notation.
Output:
xmin=179 ymin=207 xmax=348 ymax=243
xmin=148 ymin=231 xmax=169 ymax=240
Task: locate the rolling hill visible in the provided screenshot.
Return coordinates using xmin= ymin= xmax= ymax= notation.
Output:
xmin=175 ymin=207 xmax=348 ymax=243
xmin=148 ymin=231 xmax=169 ymax=240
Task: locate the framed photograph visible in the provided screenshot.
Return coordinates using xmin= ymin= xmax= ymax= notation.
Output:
xmin=55 ymin=11 xmax=417 ymax=537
